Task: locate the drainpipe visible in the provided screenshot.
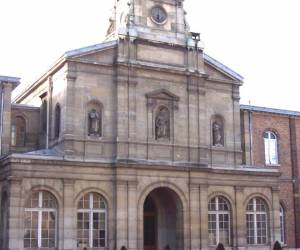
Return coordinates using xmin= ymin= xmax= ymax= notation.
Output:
xmin=0 ymin=82 xmax=4 ymax=155
xmin=248 ymin=109 xmax=254 ymax=165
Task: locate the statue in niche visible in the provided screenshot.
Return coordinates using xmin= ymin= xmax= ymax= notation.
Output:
xmin=155 ymin=107 xmax=170 ymax=140
xmin=212 ymin=121 xmax=223 ymax=146
xmin=88 ymin=109 xmax=101 ymax=136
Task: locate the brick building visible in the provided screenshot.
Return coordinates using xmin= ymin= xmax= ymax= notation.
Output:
xmin=241 ymin=105 xmax=300 ymax=248
xmin=0 ymin=0 xmax=298 ymax=250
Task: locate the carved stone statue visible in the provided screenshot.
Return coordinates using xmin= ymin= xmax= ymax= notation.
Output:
xmin=88 ymin=109 xmax=101 ymax=136
xmin=155 ymin=108 xmax=170 ymax=139
xmin=213 ymin=121 xmax=223 ymax=146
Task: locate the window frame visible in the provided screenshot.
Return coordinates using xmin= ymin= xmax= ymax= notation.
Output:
xmin=24 ymin=191 xmax=57 ymax=249
xmin=54 ymin=104 xmax=61 ymax=139
xmin=11 ymin=116 xmax=26 ymax=147
xmin=246 ymin=197 xmax=268 ymax=245
xmin=77 ymin=192 xmax=107 ymax=248
xmin=208 ymin=196 xmax=231 ymax=246
xmin=264 ymin=131 xmax=279 ymax=165
xmin=280 ymin=204 xmax=286 ymax=244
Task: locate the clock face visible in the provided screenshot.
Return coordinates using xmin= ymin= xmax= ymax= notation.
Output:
xmin=151 ymin=6 xmax=167 ymax=24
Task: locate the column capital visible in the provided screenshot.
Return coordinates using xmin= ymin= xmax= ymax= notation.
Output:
xmin=199 ymin=183 xmax=209 ymax=190
xmin=63 ymin=178 xmax=75 ymax=186
xmin=271 ymin=186 xmax=280 ymax=192
xmin=128 ymin=181 xmax=138 ymax=188
xmin=7 ymin=176 xmax=22 ymax=184
xmin=235 ymin=185 xmax=244 ymax=192
xmin=189 ymin=183 xmax=199 ymax=190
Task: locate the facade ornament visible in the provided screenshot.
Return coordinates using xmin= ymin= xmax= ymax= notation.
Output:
xmin=212 ymin=121 xmax=223 ymax=146
xmin=88 ymin=109 xmax=101 ymax=136
xmin=155 ymin=107 xmax=170 ymax=140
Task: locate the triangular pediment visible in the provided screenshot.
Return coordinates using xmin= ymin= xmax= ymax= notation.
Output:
xmin=145 ymin=89 xmax=179 ymax=101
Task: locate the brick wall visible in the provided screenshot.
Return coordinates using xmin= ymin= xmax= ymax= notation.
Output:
xmin=248 ymin=110 xmax=300 ymax=248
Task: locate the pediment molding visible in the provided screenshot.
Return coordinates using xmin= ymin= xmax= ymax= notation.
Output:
xmin=145 ymin=88 xmax=180 ymax=102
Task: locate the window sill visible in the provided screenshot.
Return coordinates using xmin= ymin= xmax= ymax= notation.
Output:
xmin=24 ymin=248 xmax=57 ymax=250
xmin=265 ymin=163 xmax=281 ymax=167
xmin=246 ymin=244 xmax=269 ymax=246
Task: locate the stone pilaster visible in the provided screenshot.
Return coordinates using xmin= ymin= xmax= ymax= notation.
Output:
xmin=63 ymin=179 xmax=76 ymax=250
xmin=190 ymin=184 xmax=200 ymax=250
xmin=235 ymin=186 xmax=246 ymax=250
xmin=232 ymin=85 xmax=242 ymax=165
xmin=116 ymin=181 xmax=128 ymax=250
xmin=64 ymin=63 xmax=78 ymax=159
xmin=128 ymin=181 xmax=138 ymax=250
xmin=199 ymin=184 xmax=208 ymax=250
xmin=1 ymin=83 xmax=13 ymax=155
xmin=7 ymin=177 xmax=22 ymax=250
xmin=187 ymin=76 xmax=200 ymax=162
xmin=116 ymin=67 xmax=129 ymax=159
xmin=271 ymin=186 xmax=281 ymax=244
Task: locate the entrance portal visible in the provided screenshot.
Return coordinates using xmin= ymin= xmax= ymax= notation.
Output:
xmin=143 ymin=187 xmax=184 ymax=250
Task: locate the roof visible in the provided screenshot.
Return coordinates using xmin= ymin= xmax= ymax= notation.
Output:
xmin=12 ymin=103 xmax=40 ymax=110
xmin=25 ymin=148 xmax=64 ymax=157
xmin=0 ymin=75 xmax=21 ymax=89
xmin=14 ymin=39 xmax=243 ymax=101
xmin=64 ymin=40 xmax=118 ymax=58
xmin=241 ymin=104 xmax=300 ymax=117
xmin=204 ymin=54 xmax=244 ymax=82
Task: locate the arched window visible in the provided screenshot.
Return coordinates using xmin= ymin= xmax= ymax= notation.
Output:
xmin=11 ymin=116 xmax=26 ymax=147
xmin=87 ymin=101 xmax=102 ymax=137
xmin=280 ymin=204 xmax=286 ymax=244
xmin=246 ymin=197 xmax=268 ymax=245
xmin=24 ymin=191 xmax=57 ymax=249
xmin=54 ymin=104 xmax=61 ymax=139
xmin=208 ymin=196 xmax=231 ymax=246
xmin=41 ymin=100 xmax=48 ymax=133
xmin=77 ymin=192 xmax=107 ymax=248
xmin=264 ymin=131 xmax=278 ymax=165
xmin=155 ymin=106 xmax=170 ymax=140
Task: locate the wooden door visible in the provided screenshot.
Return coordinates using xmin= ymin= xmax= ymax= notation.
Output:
xmin=144 ymin=196 xmax=157 ymax=250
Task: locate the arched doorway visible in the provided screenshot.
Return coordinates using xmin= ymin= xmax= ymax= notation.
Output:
xmin=143 ymin=187 xmax=184 ymax=250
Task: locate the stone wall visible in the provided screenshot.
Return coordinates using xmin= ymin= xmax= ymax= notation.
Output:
xmin=0 ymin=155 xmax=280 ymax=250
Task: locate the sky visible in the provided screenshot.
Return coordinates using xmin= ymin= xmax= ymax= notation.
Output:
xmin=1 ymin=0 xmax=300 ymax=110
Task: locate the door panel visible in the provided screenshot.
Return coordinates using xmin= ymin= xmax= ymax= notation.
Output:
xmin=144 ymin=212 xmax=156 ymax=250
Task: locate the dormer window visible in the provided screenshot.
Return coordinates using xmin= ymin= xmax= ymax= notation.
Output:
xmin=264 ymin=131 xmax=278 ymax=165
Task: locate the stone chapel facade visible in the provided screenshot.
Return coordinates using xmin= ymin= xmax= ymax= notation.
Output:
xmin=1 ymin=0 xmax=297 ymax=250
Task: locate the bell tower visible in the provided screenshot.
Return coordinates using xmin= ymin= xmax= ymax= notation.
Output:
xmin=106 ymin=0 xmax=191 ymax=46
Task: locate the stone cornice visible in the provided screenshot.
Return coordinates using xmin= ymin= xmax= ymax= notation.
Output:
xmin=1 ymin=153 xmax=281 ymax=178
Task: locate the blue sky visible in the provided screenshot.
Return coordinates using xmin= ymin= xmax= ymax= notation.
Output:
xmin=1 ymin=0 xmax=300 ymax=110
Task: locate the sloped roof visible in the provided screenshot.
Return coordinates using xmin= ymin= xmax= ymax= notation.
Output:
xmin=241 ymin=104 xmax=300 ymax=116
xmin=204 ymin=54 xmax=244 ymax=82
xmin=64 ymin=40 xmax=118 ymax=58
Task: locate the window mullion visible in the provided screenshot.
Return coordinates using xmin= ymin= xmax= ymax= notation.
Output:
xmin=89 ymin=193 xmax=93 ymax=248
xmin=38 ymin=210 xmax=42 ymax=248
xmin=216 ymin=211 xmax=220 ymax=244
xmin=38 ymin=192 xmax=43 ymax=248
xmin=254 ymin=199 xmax=257 ymax=244
xmin=216 ymin=197 xmax=219 ymax=244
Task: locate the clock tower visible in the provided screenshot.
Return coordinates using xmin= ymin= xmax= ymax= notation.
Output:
xmin=106 ymin=0 xmax=194 ymax=46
